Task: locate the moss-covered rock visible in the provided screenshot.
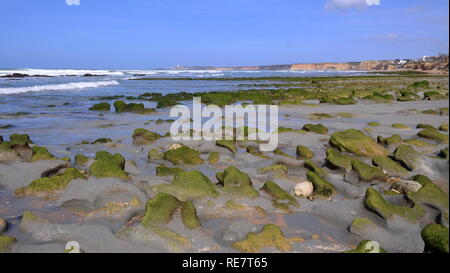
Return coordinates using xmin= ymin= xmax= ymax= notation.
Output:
xmin=372 ymin=156 xmax=409 ymax=177
xmin=377 ymin=134 xmax=402 ymax=146
xmin=367 ymin=121 xmax=381 ymax=127
xmin=232 ymin=224 xmax=293 ymax=253
xmin=89 ymin=151 xmax=128 ymax=179
xmin=113 ymin=100 xmax=156 ymax=114
xmin=325 ymin=148 xmax=352 ymax=171
xmin=9 ymin=134 xmax=32 ymax=146
xmin=392 ymin=123 xmax=410 ymax=130
xmin=403 ymin=139 xmax=435 ymax=147
xmin=296 ymin=145 xmax=314 ymax=159
xmin=351 ymin=159 xmax=386 ymax=182
xmin=330 ymin=129 xmax=388 ymax=157
xmin=157 ymin=170 xmax=219 ymax=200
xmin=180 ymin=201 xmax=201 ymax=229
xmin=438 ymin=147 xmax=449 ymax=159
xmin=132 ymin=128 xmax=161 ymax=144
xmin=302 ymin=123 xmax=329 ymax=135
xmin=15 ymin=168 xmax=85 ymax=197
xmin=439 ymin=124 xmax=449 ymax=132
xmin=334 ymin=97 xmax=356 ymax=105
xmin=349 ymin=217 xmax=376 ymax=236
xmin=397 ymin=92 xmax=420 ymax=102
xmin=424 ymin=91 xmax=447 ymax=100
xmin=217 ymin=166 xmax=259 ymax=199
xmin=216 ymin=140 xmax=237 ymax=154
xmin=207 ymin=152 xmax=220 ymax=164
xmin=417 ymin=129 xmax=448 ymax=144
xmin=163 ymin=145 xmax=204 ymax=165
xmin=148 ymin=149 xmax=164 ymax=160
xmin=343 ymin=240 xmax=386 ymax=253
xmin=364 ymin=187 xmax=424 ymax=223
xmin=421 ymin=224 xmax=449 ymax=253
xmin=74 ymin=154 xmax=89 ymax=165
xmin=262 ymin=181 xmax=297 ymax=210
xmin=156 ymin=165 xmax=184 ymax=176
xmin=246 ymin=145 xmax=270 ymax=159
xmin=142 ymin=193 xmax=180 ymax=224
xmin=304 ymin=159 xmax=327 ymax=177
xmin=258 ymin=164 xmax=288 ymax=177
xmin=89 ymin=102 xmax=110 ymax=111
xmin=306 ymin=171 xmax=335 ymax=197
xmin=363 ymin=93 xmax=394 ymax=103
xmin=417 ymin=123 xmax=436 ymax=130
xmin=392 ymin=144 xmax=423 ymax=171
xmin=30 ymin=146 xmax=55 ymax=161
xmin=0 ymin=236 xmax=17 ymax=253
xmin=91 ymin=138 xmax=113 ymax=144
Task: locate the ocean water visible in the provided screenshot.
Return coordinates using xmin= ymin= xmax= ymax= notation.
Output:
xmin=0 ymin=69 xmax=367 ymax=147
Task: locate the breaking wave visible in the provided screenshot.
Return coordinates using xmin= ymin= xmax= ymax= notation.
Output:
xmin=0 ymin=80 xmax=120 ymax=95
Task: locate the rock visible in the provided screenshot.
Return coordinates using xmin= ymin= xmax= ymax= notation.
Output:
xmin=132 ymin=128 xmax=161 ymax=144
xmin=30 ymin=146 xmax=55 ymax=161
xmin=0 ymin=236 xmax=17 ymax=253
xmin=439 ymin=124 xmax=449 ymax=132
xmin=330 ymin=129 xmax=388 ymax=157
xmin=390 ymin=180 xmax=422 ymax=194
xmin=304 ymin=159 xmax=327 ymax=177
xmin=0 ymin=147 xmax=20 ymax=163
xmin=91 ymin=138 xmax=112 ymax=144
xmin=392 ymin=123 xmax=410 ymax=129
xmin=113 ymin=100 xmax=156 ymax=114
xmin=180 ymin=201 xmax=202 ymax=229
xmin=89 ymin=102 xmax=110 ymax=111
xmin=232 ymin=224 xmax=295 ymax=253
xmin=156 ymin=165 xmax=183 ymax=176
xmin=216 ymin=140 xmax=237 ymax=154
xmin=75 ymin=154 xmax=89 ymax=165
xmin=306 ymin=171 xmax=335 ymax=198
xmin=363 ymin=187 xmax=424 ymax=223
xmin=302 ymin=124 xmax=328 ymax=135
xmin=15 ymin=168 xmax=85 ymax=197
xmin=207 ymin=152 xmax=219 ymax=164
xmin=351 ymin=159 xmax=386 ymax=182
xmin=262 ymin=181 xmax=298 ymax=210
xmin=438 ymin=147 xmax=449 ymax=159
xmin=334 ymin=97 xmax=356 ymax=105
xmin=325 ymin=148 xmax=352 ymax=171
xmin=424 ymin=91 xmax=447 ymax=100
xmin=343 ymin=240 xmax=385 ymax=253
xmin=349 ymin=217 xmax=376 ymax=236
xmin=377 ymin=134 xmax=402 ymax=146
xmin=392 ymin=144 xmax=424 ymax=171
xmin=296 ymin=145 xmax=314 ymax=159
xmin=372 ymin=156 xmax=409 ymax=177
xmin=148 ymin=149 xmax=164 ymax=160
xmin=292 ymin=181 xmax=314 ymax=198
xmin=169 ymin=143 xmax=183 ymax=150
xmin=156 ymin=170 xmax=219 ymax=200
xmin=258 ymin=164 xmax=288 ymax=177
xmin=0 ymin=218 xmax=7 ymax=233
xmin=163 ymin=145 xmax=204 ymax=165
xmin=417 ymin=123 xmax=436 ymax=130
xmin=421 ymin=224 xmax=449 ymax=253
xmin=417 ymin=129 xmax=448 ymax=144
xmin=89 ymin=151 xmax=128 ymax=179
xmin=246 ymin=145 xmax=270 ymax=159
xmin=217 ymin=166 xmax=259 ymax=199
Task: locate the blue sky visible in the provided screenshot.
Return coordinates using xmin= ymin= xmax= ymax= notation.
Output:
xmin=0 ymin=0 xmax=448 ymax=69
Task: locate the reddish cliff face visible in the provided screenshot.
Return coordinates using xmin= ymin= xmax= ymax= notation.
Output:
xmin=290 ymin=61 xmax=398 ymax=71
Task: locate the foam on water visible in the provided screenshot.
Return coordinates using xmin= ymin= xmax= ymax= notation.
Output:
xmin=0 ymin=69 xmax=125 ymax=77
xmin=0 ymin=80 xmax=120 ymax=94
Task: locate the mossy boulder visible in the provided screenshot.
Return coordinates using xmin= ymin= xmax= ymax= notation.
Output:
xmin=89 ymin=102 xmax=110 ymax=111
xmin=438 ymin=147 xmax=449 ymax=159
xmin=89 ymin=151 xmax=128 ymax=179
xmin=30 ymin=146 xmax=56 ymax=161
xmin=132 ymin=128 xmax=161 ymax=144
xmin=306 ymin=171 xmax=335 ymax=198
xmin=262 ymin=181 xmax=297 ymax=210
xmin=91 ymin=138 xmax=113 ymax=144
xmin=325 ymin=148 xmax=352 ymax=171
xmin=148 ymin=149 xmax=164 ymax=160
xmin=334 ymin=97 xmax=356 ymax=105
xmin=15 ymin=168 xmax=85 ymax=197
xmin=163 ymin=145 xmax=204 ymax=165
xmin=364 ymin=187 xmax=424 ymax=223
xmin=393 ymin=144 xmax=423 ymax=171
xmin=246 ymin=146 xmax=270 ymax=159
xmin=296 ymin=145 xmax=314 ymax=159
xmin=377 ymin=134 xmax=402 ymax=146
xmin=330 ymin=129 xmax=388 ymax=157
xmin=0 ymin=236 xmax=17 ymax=253
xmin=258 ymin=164 xmax=288 ymax=177
xmin=156 ymin=165 xmax=184 ymax=176
xmin=304 ymin=159 xmax=327 ymax=177
xmin=349 ymin=217 xmax=376 ymax=236
xmin=343 ymin=240 xmax=386 ymax=253
xmin=156 ymin=170 xmax=219 ymax=200
xmin=215 ymin=140 xmax=237 ymax=154
xmin=439 ymin=124 xmax=449 ymax=132
xmin=410 ymin=80 xmax=429 ymax=88
xmin=424 ymin=91 xmax=447 ymax=100
xmin=403 ymin=139 xmax=434 ymax=147
xmin=9 ymin=134 xmax=32 ymax=146
xmin=368 ymin=121 xmax=381 ymax=127
xmin=302 ymin=124 xmax=329 ymax=135
xmin=397 ymin=92 xmax=420 ymax=102
xmin=113 ymin=100 xmax=156 ymax=114
xmin=392 ymin=123 xmax=410 ymax=129
xmin=207 ymin=152 xmax=220 ymax=164
xmin=417 ymin=123 xmax=436 ymax=130
xmin=421 ymin=224 xmax=449 ymax=253
xmin=372 ymin=156 xmax=409 ymax=177
xmin=351 ymin=159 xmax=386 ymax=182
xmin=363 ymin=93 xmax=394 ymax=103
xmin=217 ymin=166 xmax=259 ymax=199
xmin=232 ymin=224 xmax=293 ymax=253
xmin=180 ymin=201 xmax=202 ymax=229
xmin=417 ymin=129 xmax=448 ymax=144
xmin=75 ymin=154 xmax=89 ymax=165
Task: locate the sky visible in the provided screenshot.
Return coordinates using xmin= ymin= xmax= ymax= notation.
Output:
xmin=0 ymin=0 xmax=448 ymax=69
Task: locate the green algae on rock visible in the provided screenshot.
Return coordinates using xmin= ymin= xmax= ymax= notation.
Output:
xmin=364 ymin=187 xmax=424 ymax=223
xmin=148 ymin=149 xmax=164 ymax=160
xmin=330 ymin=129 xmax=388 ymax=157
xmin=372 ymin=156 xmax=409 ymax=177
xmin=304 ymin=159 xmax=327 ymax=178
xmin=30 ymin=146 xmax=56 ymax=161
xmin=258 ymin=164 xmax=288 ymax=177
xmin=132 ymin=128 xmax=161 ymax=144
xmin=377 ymin=134 xmax=402 ymax=146
xmin=392 ymin=123 xmax=410 ymax=130
xmin=438 ymin=147 xmax=449 ymax=159
xmin=207 ymin=152 xmax=220 ymax=164
xmin=421 ymin=224 xmax=449 ymax=253
xmin=246 ymin=145 xmax=270 ymax=159
xmin=217 ymin=166 xmax=259 ymax=199
xmin=180 ymin=201 xmax=201 ymax=229
xmin=325 ymin=148 xmax=352 ymax=171
xmin=232 ymin=224 xmax=293 ymax=253
xmin=9 ymin=134 xmax=32 ymax=146
xmin=424 ymin=91 xmax=447 ymax=100
xmin=392 ymin=144 xmax=423 ymax=171
xmin=215 ymin=140 xmax=237 ymax=154
xmin=262 ymin=181 xmax=297 ymax=210
xmin=296 ymin=145 xmax=314 ymax=159
xmin=157 ymin=170 xmax=219 ymax=200
xmin=0 ymin=235 xmax=17 ymax=253
xmin=302 ymin=123 xmax=329 ymax=135
xmin=89 ymin=102 xmax=110 ymax=111
xmin=15 ymin=168 xmax=85 ymax=197
xmin=163 ymin=145 xmax=204 ymax=165
xmin=89 ymin=151 xmax=128 ymax=179
xmin=439 ymin=124 xmax=449 ymax=132
xmin=351 ymin=159 xmax=386 ymax=182
xmin=417 ymin=129 xmax=448 ymax=144
xmin=113 ymin=100 xmax=156 ymax=114
xmin=403 ymin=139 xmax=435 ymax=147
xmin=367 ymin=121 xmax=381 ymax=127
xmin=306 ymin=171 xmax=335 ymax=198
xmin=416 ymin=123 xmax=436 ymax=130
xmin=363 ymin=93 xmax=394 ymax=103
xmin=156 ymin=165 xmax=184 ymax=177
xmin=349 ymin=217 xmax=377 ymax=236
xmin=91 ymin=138 xmax=113 ymax=144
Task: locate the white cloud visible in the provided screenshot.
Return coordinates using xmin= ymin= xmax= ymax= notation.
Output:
xmin=369 ymin=33 xmax=400 ymax=41
xmin=324 ymin=0 xmax=380 ymax=11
